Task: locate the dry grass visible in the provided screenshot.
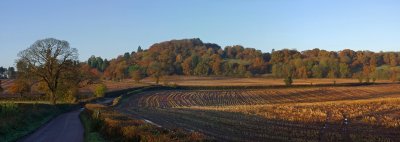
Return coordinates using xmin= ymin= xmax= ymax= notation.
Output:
xmin=84 ymin=103 xmax=207 ymax=142
xmin=78 ymin=79 xmax=149 ymax=98
xmin=186 ymin=98 xmax=400 ymax=128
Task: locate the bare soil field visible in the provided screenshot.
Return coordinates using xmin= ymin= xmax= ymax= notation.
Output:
xmin=118 ymin=84 xmax=400 ymax=141
xmin=78 ymin=79 xmax=148 ymax=95
xmin=0 ymin=79 xmax=14 ymax=94
xmin=141 ymin=76 xmax=393 ymax=86
xmin=0 ymin=79 xmax=147 ymax=98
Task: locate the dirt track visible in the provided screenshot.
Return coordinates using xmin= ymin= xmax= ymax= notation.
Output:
xmin=19 ymin=110 xmax=84 ymax=142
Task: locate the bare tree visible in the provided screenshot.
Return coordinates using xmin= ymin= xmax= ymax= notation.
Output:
xmin=17 ymin=38 xmax=78 ymax=104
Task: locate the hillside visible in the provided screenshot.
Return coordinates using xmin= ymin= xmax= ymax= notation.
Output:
xmin=86 ymin=38 xmax=400 ymax=83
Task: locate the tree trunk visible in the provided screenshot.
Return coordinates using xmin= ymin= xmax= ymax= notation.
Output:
xmin=155 ymin=77 xmax=159 ymax=84
xmin=50 ymin=91 xmax=57 ymax=105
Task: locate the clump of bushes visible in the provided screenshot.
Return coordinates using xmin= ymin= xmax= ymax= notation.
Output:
xmin=94 ymin=84 xmax=107 ymax=97
xmin=84 ymin=104 xmax=207 ymax=142
xmin=112 ymin=96 xmax=122 ymax=106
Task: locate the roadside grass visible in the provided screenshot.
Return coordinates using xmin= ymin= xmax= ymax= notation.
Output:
xmin=0 ymin=103 xmax=76 ymax=142
xmin=80 ymin=110 xmax=107 ymax=142
xmin=84 ymin=103 xmax=208 ymax=142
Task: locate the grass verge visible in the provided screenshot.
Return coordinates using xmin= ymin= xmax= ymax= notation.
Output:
xmin=0 ymin=103 xmax=76 ymax=142
xmin=80 ymin=110 xmax=107 ymax=142
xmin=84 ymin=103 xmax=208 ymax=142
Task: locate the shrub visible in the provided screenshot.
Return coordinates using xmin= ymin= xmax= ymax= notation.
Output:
xmin=365 ymin=77 xmax=370 ymax=83
xmin=94 ymin=84 xmax=107 ymax=97
xmin=112 ymin=96 xmax=122 ymax=106
xmin=168 ymin=83 xmax=178 ymax=88
xmin=357 ymin=76 xmax=363 ymax=83
xmin=63 ymin=87 xmax=78 ymax=103
xmin=245 ymin=71 xmax=253 ymax=78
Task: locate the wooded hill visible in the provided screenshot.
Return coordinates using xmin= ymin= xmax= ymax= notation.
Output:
xmin=86 ymin=38 xmax=400 ymax=82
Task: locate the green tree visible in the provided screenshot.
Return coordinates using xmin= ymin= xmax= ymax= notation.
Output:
xmin=181 ymin=58 xmax=193 ymax=75
xmin=137 ymin=46 xmax=143 ymax=52
xmin=194 ymin=61 xmax=210 ymax=76
xmin=312 ymin=65 xmax=322 ymax=78
xmin=238 ymin=64 xmax=247 ymax=76
xmin=211 ymin=55 xmax=222 ymax=75
xmin=7 ymin=67 xmax=16 ymax=79
xmin=339 ymin=63 xmax=349 ymax=78
xmin=123 ymin=52 xmax=130 ymax=60
xmin=272 ymin=63 xmax=283 ymax=78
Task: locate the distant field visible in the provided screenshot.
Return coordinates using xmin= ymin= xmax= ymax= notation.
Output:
xmin=1 ymin=79 xmax=147 ymax=99
xmin=78 ymin=79 xmax=148 ymax=95
xmin=118 ymin=84 xmax=400 ymax=141
xmin=0 ymin=79 xmax=14 ymax=94
xmin=141 ymin=76 xmax=393 ymax=86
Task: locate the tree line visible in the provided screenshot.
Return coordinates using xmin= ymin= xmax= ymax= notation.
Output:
xmin=270 ymin=48 xmax=400 ymax=82
xmin=0 ymin=66 xmax=16 ymax=79
xmin=87 ymin=38 xmax=400 ymax=83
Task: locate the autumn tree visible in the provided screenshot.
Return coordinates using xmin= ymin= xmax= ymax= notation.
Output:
xmin=147 ymin=62 xmax=163 ymax=84
xmin=9 ymin=60 xmax=38 ymax=96
xmin=389 ymin=53 xmax=398 ymax=67
xmin=390 ymin=67 xmax=398 ymax=82
xmin=182 ymin=57 xmax=193 ymax=75
xmin=211 ymin=54 xmax=222 ymax=75
xmin=131 ymin=70 xmax=143 ymax=83
xmin=17 ymin=38 xmax=79 ymax=104
xmin=339 ymin=63 xmax=349 ymax=78
xmin=96 ymin=38 xmax=400 ymax=80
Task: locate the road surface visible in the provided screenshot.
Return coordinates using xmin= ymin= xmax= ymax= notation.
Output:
xmin=19 ymin=110 xmax=84 ymax=142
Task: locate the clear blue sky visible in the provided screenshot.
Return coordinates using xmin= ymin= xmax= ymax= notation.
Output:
xmin=1 ymin=0 xmax=400 ymax=67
